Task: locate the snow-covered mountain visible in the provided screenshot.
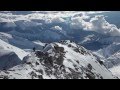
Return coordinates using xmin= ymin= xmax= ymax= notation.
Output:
xmin=0 ymin=11 xmax=120 ymax=79
xmin=0 ymin=41 xmax=116 ymax=79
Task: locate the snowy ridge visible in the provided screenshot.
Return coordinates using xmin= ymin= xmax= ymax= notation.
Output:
xmin=0 ymin=41 xmax=116 ymax=79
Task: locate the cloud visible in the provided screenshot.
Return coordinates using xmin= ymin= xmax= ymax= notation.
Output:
xmin=70 ymin=14 xmax=120 ymax=36
xmin=51 ymin=26 xmax=62 ymax=30
xmin=45 ymin=17 xmax=65 ymax=24
xmin=89 ymin=15 xmax=120 ymax=36
xmin=72 ymin=12 xmax=90 ymax=19
xmin=70 ymin=15 xmax=92 ymax=30
xmin=0 ymin=11 xmax=120 ymax=37
xmin=70 ymin=17 xmax=84 ymax=29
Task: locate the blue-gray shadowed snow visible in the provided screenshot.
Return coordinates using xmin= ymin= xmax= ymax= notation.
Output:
xmin=0 ymin=50 xmax=21 ymax=70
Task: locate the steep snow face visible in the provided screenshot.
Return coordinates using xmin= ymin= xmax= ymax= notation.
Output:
xmin=0 ymin=39 xmax=28 ymax=60
xmin=104 ymin=51 xmax=120 ymax=68
xmin=0 ymin=41 xmax=116 ymax=79
xmin=97 ymin=43 xmax=120 ymax=58
xmin=0 ymin=50 xmax=21 ymax=70
xmin=56 ymin=41 xmax=115 ymax=79
xmin=92 ymin=43 xmax=120 ymax=69
xmin=109 ymin=65 xmax=120 ymax=78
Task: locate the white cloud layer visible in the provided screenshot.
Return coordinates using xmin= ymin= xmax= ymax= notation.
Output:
xmin=0 ymin=11 xmax=120 ymax=36
xmin=88 ymin=15 xmax=120 ymax=36
xmin=70 ymin=14 xmax=120 ymax=36
xmin=45 ymin=17 xmax=65 ymax=24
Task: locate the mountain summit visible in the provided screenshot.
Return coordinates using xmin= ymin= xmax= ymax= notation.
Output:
xmin=0 ymin=41 xmax=116 ymax=79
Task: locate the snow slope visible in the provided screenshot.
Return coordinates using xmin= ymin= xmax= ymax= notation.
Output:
xmin=104 ymin=51 xmax=120 ymax=68
xmin=109 ymin=65 xmax=120 ymax=78
xmin=97 ymin=43 xmax=120 ymax=58
xmin=0 ymin=41 xmax=116 ymax=79
xmin=0 ymin=39 xmax=28 ymax=60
